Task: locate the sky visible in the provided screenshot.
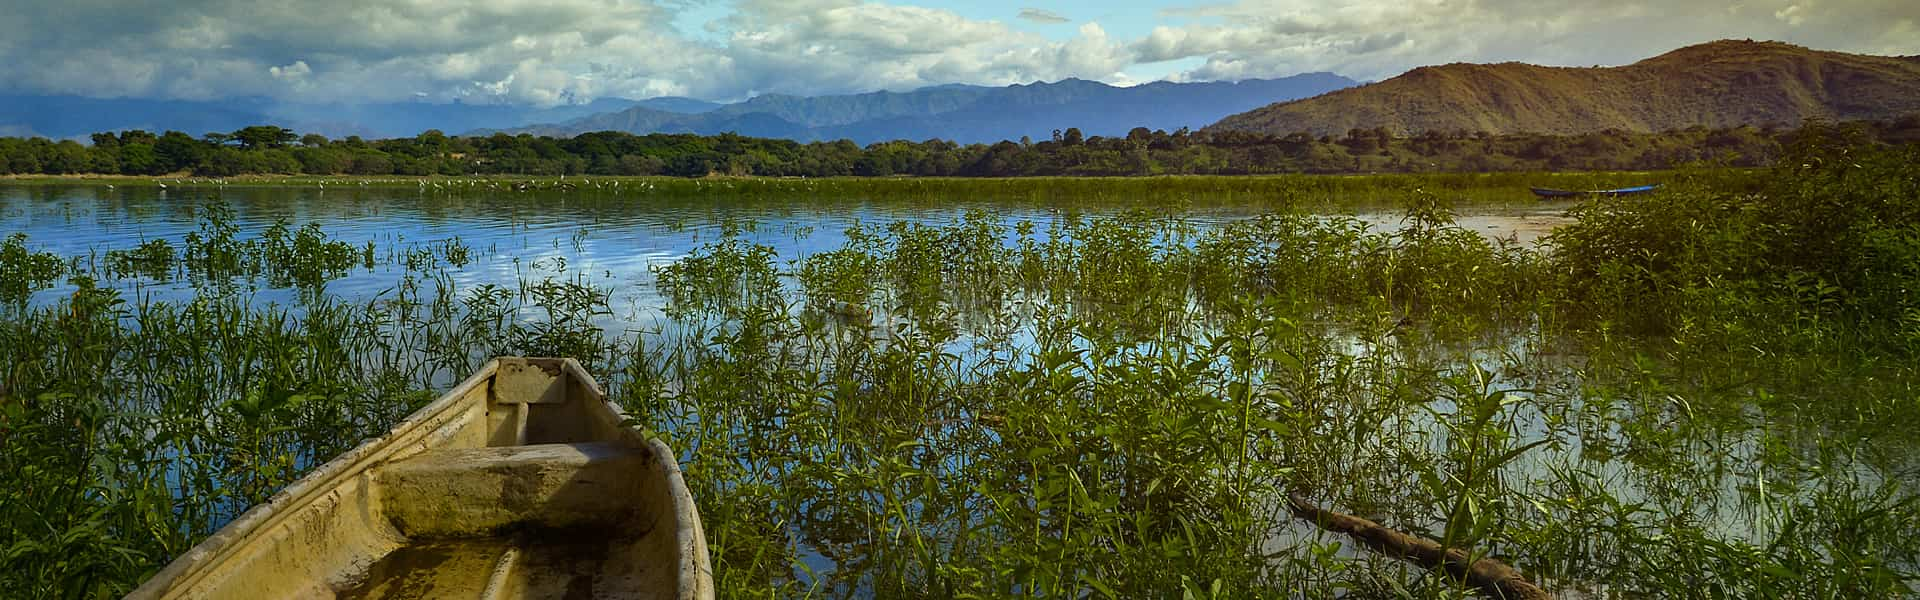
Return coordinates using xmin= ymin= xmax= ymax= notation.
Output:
xmin=0 ymin=0 xmax=1914 ymax=106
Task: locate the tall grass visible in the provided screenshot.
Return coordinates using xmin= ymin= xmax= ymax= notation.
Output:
xmin=10 ymin=169 xmax=1686 ymax=207
xmin=1 ymin=131 xmax=1915 ymax=598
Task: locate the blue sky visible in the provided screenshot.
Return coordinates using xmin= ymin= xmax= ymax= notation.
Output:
xmin=0 ymin=0 xmax=1915 ymax=105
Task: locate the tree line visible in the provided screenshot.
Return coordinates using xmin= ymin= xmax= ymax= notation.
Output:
xmin=2 ymin=118 xmax=1916 ymax=178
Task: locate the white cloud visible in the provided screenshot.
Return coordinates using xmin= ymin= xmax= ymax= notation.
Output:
xmin=1017 ymin=8 xmax=1071 ymax=24
xmin=1138 ymin=0 xmax=1920 ymax=82
xmin=269 ymin=60 xmax=311 ymax=80
xmin=0 ymin=0 xmax=1143 ymax=104
xmin=707 ymin=0 xmax=1131 ymax=98
xmin=1775 ymin=5 xmax=1807 ymax=26
xmin=0 ymin=0 xmax=693 ymax=105
xmin=0 ymin=0 xmax=1914 ymax=106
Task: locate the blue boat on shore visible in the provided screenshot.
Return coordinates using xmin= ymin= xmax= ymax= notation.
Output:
xmin=1531 ymin=184 xmax=1659 ymax=199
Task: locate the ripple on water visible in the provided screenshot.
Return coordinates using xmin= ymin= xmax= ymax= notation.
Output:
xmin=0 ymin=185 xmax=1045 ymax=325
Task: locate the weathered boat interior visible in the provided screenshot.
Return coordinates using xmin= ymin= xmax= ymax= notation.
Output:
xmin=127 ymin=357 xmax=712 ymax=600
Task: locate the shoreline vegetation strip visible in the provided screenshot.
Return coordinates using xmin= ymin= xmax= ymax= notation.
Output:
xmin=0 ymin=118 xmax=1912 ymax=179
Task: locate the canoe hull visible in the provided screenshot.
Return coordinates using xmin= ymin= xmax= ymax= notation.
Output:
xmin=1530 ymin=184 xmax=1660 ymax=199
xmin=126 ymin=357 xmax=712 ymax=600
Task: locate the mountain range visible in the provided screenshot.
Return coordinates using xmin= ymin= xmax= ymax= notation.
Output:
xmin=473 ymin=74 xmax=1359 ymax=144
xmin=1209 ymin=40 xmax=1920 ymax=136
xmin=8 ymin=40 xmax=1918 ymax=145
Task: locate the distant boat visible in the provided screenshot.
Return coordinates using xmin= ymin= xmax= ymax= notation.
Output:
xmin=1531 ymin=184 xmax=1660 ymax=199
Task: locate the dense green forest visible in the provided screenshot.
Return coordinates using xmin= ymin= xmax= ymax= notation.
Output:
xmin=2 ymin=118 xmax=1917 ymax=178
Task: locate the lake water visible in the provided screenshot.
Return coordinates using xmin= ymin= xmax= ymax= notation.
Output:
xmin=8 ymin=182 xmax=1911 ymax=595
xmin=2 ymin=183 xmax=1571 ymax=326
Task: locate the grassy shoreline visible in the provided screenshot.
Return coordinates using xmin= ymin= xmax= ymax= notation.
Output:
xmin=1 ymin=170 xmax=1692 ymax=208
xmin=0 ymin=170 xmax=1680 ymax=185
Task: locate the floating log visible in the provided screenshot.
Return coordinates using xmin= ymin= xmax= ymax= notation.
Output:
xmin=1286 ymin=493 xmax=1551 ymax=600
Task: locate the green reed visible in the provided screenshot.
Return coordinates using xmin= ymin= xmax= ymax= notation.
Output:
xmin=1 ymin=131 xmax=1915 ymax=598
xmin=0 ymin=233 xmax=65 ymax=306
xmin=12 ymin=169 xmax=1684 ymax=208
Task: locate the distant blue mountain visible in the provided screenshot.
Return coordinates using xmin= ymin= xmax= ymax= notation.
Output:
xmin=633 ymin=97 xmax=723 ymax=114
xmin=0 ymin=95 xmax=279 ymax=139
xmin=267 ymin=98 xmax=642 ymax=138
xmin=2 ymin=73 xmax=1359 ymax=144
xmin=478 ymin=74 xmax=1360 ymax=144
xmin=0 ymin=95 xmax=643 ymax=139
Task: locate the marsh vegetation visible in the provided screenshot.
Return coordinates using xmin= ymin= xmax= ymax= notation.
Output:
xmin=2 ymin=127 xmax=1917 ymax=598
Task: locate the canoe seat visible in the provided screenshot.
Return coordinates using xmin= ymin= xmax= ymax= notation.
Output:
xmin=378 ymin=441 xmax=658 ymax=539
xmin=127 ymin=358 xmax=709 ymax=600
xmin=342 ymin=441 xmax=683 ymax=599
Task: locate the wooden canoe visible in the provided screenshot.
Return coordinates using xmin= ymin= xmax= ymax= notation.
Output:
xmin=127 ymin=357 xmax=714 ymax=600
xmin=1530 ymin=184 xmax=1659 ymax=199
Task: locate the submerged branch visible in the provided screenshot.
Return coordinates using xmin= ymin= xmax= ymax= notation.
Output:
xmin=1286 ymin=492 xmax=1551 ymax=600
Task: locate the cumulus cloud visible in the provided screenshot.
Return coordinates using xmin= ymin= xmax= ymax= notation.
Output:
xmin=269 ymin=61 xmax=311 ymax=81
xmin=709 ymin=0 xmax=1129 ymax=97
xmin=1017 ymin=8 xmax=1071 ymax=24
xmin=1139 ymin=0 xmax=1920 ymax=82
xmin=0 ymin=0 xmax=1913 ymax=105
xmin=1775 ymin=5 xmax=1807 ymax=26
xmin=0 ymin=0 xmax=694 ymax=104
xmin=0 ymin=0 xmax=1141 ymax=105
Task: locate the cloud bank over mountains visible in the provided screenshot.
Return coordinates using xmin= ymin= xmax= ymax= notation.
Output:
xmin=0 ymin=0 xmax=1914 ymax=107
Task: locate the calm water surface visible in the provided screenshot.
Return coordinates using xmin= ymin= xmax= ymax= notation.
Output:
xmin=3 ymin=183 xmax=1569 ymax=329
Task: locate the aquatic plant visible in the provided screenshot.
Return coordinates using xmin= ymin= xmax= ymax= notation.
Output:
xmin=1 ymin=140 xmax=1916 ymax=598
xmin=0 ymin=233 xmax=65 ymax=305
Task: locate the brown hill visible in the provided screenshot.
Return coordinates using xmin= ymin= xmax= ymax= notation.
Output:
xmin=1207 ymin=40 xmax=1920 ymax=136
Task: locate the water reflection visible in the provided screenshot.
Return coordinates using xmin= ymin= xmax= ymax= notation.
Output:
xmin=3 ymin=183 xmax=1571 ymax=322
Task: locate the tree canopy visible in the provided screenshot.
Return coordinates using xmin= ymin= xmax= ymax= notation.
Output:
xmin=2 ymin=117 xmax=1915 ymax=178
